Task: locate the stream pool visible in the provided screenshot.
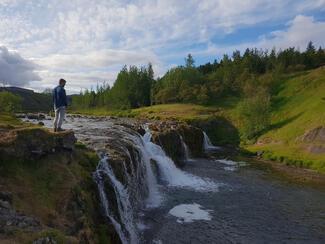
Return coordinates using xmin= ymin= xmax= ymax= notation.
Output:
xmin=140 ymin=158 xmax=325 ymax=244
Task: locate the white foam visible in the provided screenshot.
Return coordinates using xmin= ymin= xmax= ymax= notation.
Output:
xmin=216 ymin=159 xmax=248 ymax=171
xmin=168 ymin=203 xmax=213 ymax=223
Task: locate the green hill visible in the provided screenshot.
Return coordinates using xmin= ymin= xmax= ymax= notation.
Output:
xmin=0 ymin=87 xmax=52 ymax=112
xmin=246 ymin=67 xmax=325 ymax=171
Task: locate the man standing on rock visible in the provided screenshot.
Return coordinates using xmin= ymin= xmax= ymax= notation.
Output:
xmin=53 ymin=78 xmax=68 ymax=132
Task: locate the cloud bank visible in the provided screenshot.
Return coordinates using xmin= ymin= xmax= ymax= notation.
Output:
xmin=0 ymin=0 xmax=324 ymax=93
xmin=0 ymin=46 xmax=41 ymax=86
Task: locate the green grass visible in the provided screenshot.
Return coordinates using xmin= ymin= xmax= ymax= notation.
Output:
xmin=245 ymin=68 xmax=325 ymax=172
xmin=0 ymin=113 xmax=24 ymax=128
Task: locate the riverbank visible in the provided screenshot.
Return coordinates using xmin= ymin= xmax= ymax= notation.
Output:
xmin=240 ymin=156 xmax=325 ymax=189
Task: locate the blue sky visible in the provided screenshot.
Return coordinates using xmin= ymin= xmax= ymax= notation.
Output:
xmin=0 ymin=0 xmax=325 ymax=94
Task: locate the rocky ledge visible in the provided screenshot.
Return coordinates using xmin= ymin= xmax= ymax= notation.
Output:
xmin=0 ymin=127 xmax=76 ymax=159
xmin=149 ymin=121 xmax=204 ymax=166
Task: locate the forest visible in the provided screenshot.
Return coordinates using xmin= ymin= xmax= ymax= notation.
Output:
xmin=72 ymin=42 xmax=325 ymax=109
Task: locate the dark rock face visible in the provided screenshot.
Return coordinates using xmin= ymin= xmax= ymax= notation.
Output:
xmin=150 ymin=121 xmax=205 ymax=166
xmin=151 ymin=128 xmax=185 ymax=167
xmin=188 ymin=116 xmax=240 ymax=147
xmin=0 ymin=128 xmax=76 ymax=159
xmin=178 ymin=124 xmax=204 ymax=158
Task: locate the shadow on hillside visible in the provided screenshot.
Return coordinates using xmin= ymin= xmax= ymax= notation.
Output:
xmin=256 ymin=112 xmax=303 ymax=138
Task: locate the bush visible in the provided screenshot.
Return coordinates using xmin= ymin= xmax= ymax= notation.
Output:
xmin=0 ymin=91 xmax=22 ymax=113
xmin=239 ymin=86 xmax=271 ymax=140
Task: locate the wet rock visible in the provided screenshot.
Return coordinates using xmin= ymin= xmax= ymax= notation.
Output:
xmin=38 ymin=113 xmax=46 ymax=120
xmin=15 ymin=113 xmax=26 ymax=119
xmin=151 ymin=129 xmax=185 ymax=167
xmin=137 ymin=126 xmax=146 ymax=136
xmin=0 ymin=192 xmax=12 ymax=204
xmin=33 ymin=236 xmax=57 ymax=244
xmin=0 ymin=200 xmax=11 ymax=209
xmin=38 ymin=121 xmax=45 ymax=126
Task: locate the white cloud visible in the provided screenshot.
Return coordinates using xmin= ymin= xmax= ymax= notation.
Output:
xmin=0 ymin=0 xmax=324 ymax=93
xmin=196 ymin=15 xmax=325 ymax=58
xmin=0 ymin=46 xmax=41 ymax=86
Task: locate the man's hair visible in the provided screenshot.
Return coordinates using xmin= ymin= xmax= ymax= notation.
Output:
xmin=59 ymin=78 xmax=66 ymax=85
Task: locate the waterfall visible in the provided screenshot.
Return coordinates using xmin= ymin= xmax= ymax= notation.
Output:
xmin=93 ymin=156 xmax=138 ymax=244
xmin=143 ymin=129 xmax=219 ymax=192
xmin=93 ymin=126 xmax=220 ymax=244
xmin=203 ymin=131 xmax=220 ymax=151
xmin=93 ymin=130 xmax=162 ymax=244
xmin=179 ymin=135 xmax=191 ymax=161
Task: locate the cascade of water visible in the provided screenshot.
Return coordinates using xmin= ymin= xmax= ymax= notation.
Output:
xmin=203 ymin=131 xmax=221 ymax=151
xmin=93 ymin=125 xmax=220 ymax=244
xmin=93 ymin=156 xmax=138 ymax=244
xmin=179 ymin=135 xmax=191 ymax=161
xmin=142 ymin=129 xmax=219 ymax=192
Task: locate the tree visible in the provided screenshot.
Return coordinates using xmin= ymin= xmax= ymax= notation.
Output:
xmin=185 ymin=54 xmax=195 ymax=68
xmin=238 ymin=84 xmax=271 ymax=140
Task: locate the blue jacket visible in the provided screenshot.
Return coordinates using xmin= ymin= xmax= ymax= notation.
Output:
xmin=53 ymin=85 xmax=67 ymax=108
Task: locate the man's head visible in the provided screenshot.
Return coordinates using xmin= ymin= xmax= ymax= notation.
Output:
xmin=59 ymin=78 xmax=66 ymax=87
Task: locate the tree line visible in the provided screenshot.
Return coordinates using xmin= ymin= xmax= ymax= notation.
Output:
xmin=72 ymin=41 xmax=325 ymax=110
xmin=70 ymin=41 xmax=324 ymax=139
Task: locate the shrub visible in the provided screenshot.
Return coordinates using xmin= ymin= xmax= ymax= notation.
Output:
xmin=0 ymin=91 xmax=22 ymax=113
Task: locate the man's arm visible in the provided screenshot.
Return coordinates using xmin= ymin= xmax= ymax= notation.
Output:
xmin=63 ymin=88 xmax=68 ymax=107
xmin=52 ymin=88 xmax=57 ymax=107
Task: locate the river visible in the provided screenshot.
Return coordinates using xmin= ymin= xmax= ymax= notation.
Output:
xmin=25 ymin=116 xmax=325 ymax=244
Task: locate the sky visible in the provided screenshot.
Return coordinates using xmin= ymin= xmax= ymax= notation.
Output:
xmin=0 ymin=0 xmax=325 ymax=94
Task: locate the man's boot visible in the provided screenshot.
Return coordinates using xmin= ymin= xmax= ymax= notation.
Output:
xmin=53 ymin=127 xmax=57 ymax=132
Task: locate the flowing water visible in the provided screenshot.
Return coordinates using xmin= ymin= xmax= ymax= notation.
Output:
xmin=26 ymin=116 xmax=325 ymax=243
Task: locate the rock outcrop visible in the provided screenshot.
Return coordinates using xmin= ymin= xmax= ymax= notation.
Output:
xmin=0 ymin=191 xmax=41 ymax=235
xmin=299 ymin=126 xmax=325 ymax=154
xmin=0 ymin=128 xmax=76 ymax=159
xmin=150 ymin=121 xmax=204 ymax=166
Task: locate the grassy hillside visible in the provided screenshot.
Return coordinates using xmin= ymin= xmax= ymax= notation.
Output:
xmin=246 ymin=68 xmax=325 ymax=171
xmin=0 ymin=87 xmax=52 ymax=112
